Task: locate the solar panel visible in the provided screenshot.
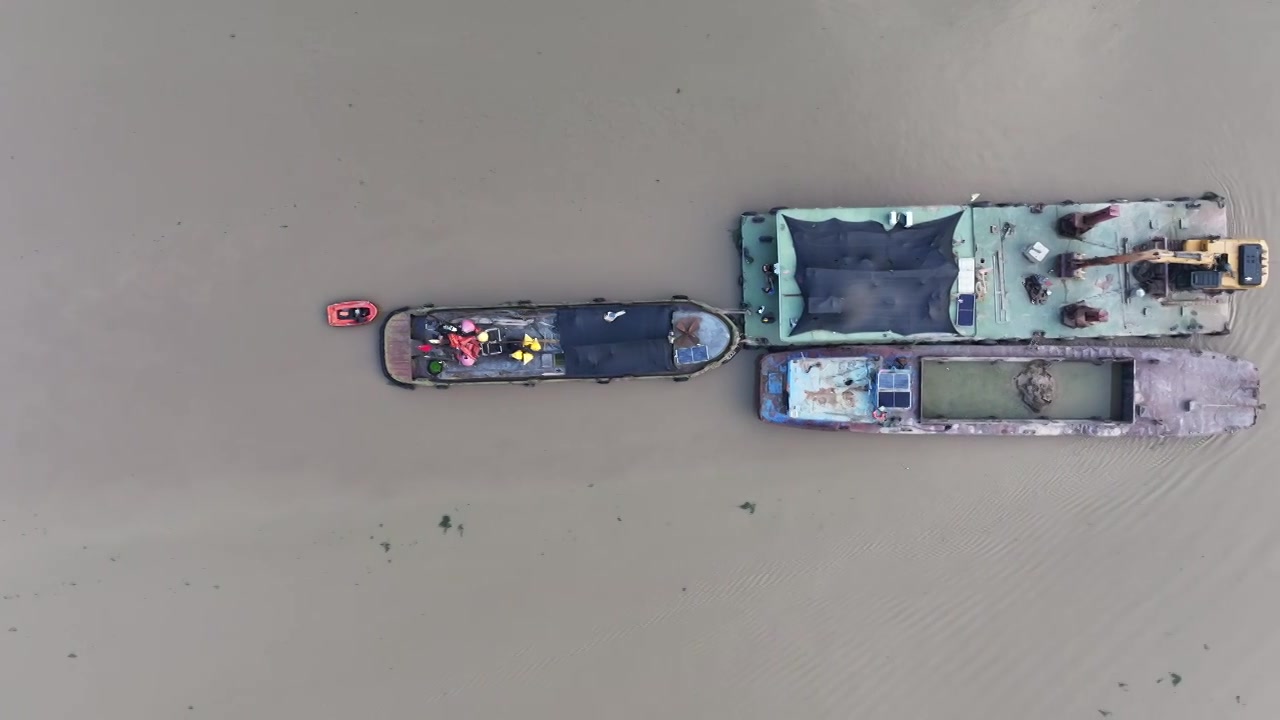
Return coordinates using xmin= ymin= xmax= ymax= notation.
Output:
xmin=675 ymin=344 xmax=711 ymax=365
xmin=956 ymin=293 xmax=976 ymax=327
xmin=876 ymin=369 xmax=913 ymax=409
xmin=878 ymin=369 xmax=911 ymax=390
xmin=877 ymin=391 xmax=913 ymax=409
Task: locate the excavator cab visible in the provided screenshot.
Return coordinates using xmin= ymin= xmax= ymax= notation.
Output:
xmin=1177 ymin=239 xmax=1268 ymax=292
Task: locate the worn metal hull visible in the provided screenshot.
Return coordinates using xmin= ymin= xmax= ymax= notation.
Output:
xmin=739 ymin=194 xmax=1252 ymax=347
xmin=382 ymin=298 xmax=743 ymax=389
xmin=757 ymin=344 xmax=1262 ymax=437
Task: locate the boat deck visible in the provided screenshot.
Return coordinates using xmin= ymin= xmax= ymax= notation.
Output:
xmin=412 ymin=308 xmax=563 ymax=381
xmin=739 ymin=197 xmax=1235 ymax=346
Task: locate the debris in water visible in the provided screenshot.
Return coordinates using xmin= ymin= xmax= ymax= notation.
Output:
xmin=439 ymin=515 xmax=452 ymax=533
xmin=67 ymin=653 xmax=77 ymax=659
xmin=739 ymin=502 xmax=756 ymax=515
xmin=1203 ymin=643 xmax=1209 ymax=650
xmin=1098 ymin=711 xmax=1112 ymax=718
xmin=1169 ymin=672 xmax=1182 ymax=687
xmin=457 ymin=524 xmax=464 ymax=537
xmin=1236 ymin=695 xmax=1241 ymax=704
xmin=7 ymin=627 xmax=15 ymax=632
xmin=380 ymin=542 xmax=391 ymax=553
xmin=1117 ymin=683 xmax=1127 ymax=690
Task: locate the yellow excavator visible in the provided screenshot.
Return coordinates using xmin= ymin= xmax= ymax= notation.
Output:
xmin=1056 ymin=238 xmax=1268 ymax=293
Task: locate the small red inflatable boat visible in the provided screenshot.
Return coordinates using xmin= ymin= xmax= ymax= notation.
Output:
xmin=327 ymin=300 xmax=378 ymax=327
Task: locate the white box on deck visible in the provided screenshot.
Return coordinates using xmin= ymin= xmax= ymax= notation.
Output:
xmin=957 ymin=257 xmax=976 ymax=294
xmin=1024 ymin=242 xmax=1049 ymax=263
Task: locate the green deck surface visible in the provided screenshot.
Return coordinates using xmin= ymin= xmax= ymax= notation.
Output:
xmin=738 ymin=198 xmax=1234 ymax=346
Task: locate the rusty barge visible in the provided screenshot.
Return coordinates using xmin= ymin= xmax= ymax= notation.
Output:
xmin=757 ymin=345 xmax=1261 ymax=437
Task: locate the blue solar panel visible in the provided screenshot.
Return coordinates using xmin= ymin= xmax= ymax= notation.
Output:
xmin=877 ymin=391 xmax=912 ymax=409
xmin=956 ymin=293 xmax=976 ymax=327
xmin=675 ymin=344 xmax=711 ymax=365
xmin=876 ymin=369 xmax=913 ymax=410
xmin=878 ymin=369 xmax=911 ymax=390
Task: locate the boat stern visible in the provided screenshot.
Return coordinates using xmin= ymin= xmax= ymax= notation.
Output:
xmin=380 ymin=308 xmax=418 ymax=388
xmin=1140 ymin=349 xmax=1262 ymax=435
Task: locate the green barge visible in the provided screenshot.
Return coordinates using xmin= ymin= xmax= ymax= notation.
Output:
xmin=738 ymin=194 xmax=1268 ymax=346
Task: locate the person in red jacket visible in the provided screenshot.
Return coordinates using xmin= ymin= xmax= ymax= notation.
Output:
xmin=419 ymin=319 xmax=483 ymax=366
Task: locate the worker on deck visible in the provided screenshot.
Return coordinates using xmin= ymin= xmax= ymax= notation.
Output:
xmin=421 ymin=319 xmax=487 ymax=366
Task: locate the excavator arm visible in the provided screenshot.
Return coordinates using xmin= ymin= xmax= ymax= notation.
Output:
xmin=1071 ymin=249 xmax=1214 ymax=269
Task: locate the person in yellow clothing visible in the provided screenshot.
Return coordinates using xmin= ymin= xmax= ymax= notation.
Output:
xmin=510 ymin=334 xmax=542 ymax=365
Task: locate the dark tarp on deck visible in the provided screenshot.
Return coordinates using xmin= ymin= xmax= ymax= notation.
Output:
xmin=785 ymin=212 xmax=962 ymax=336
xmin=555 ymin=304 xmax=677 ymax=377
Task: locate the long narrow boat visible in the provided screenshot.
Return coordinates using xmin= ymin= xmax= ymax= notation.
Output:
xmin=757 ymin=344 xmax=1262 ymax=437
xmin=381 ymin=298 xmax=742 ymax=388
xmin=738 ymin=194 xmax=1269 ymax=347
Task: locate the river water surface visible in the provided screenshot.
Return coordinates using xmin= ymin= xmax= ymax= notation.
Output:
xmin=3 ymin=1 xmax=1279 ymax=718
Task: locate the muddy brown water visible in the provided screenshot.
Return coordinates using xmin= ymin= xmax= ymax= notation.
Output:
xmin=2 ymin=1 xmax=1279 ymax=718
